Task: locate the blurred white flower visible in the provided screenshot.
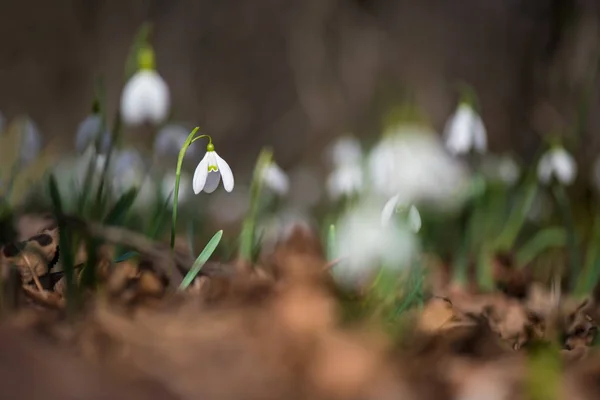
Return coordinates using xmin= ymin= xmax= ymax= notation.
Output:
xmin=333 ymin=203 xmax=419 ymax=288
xmin=481 ymin=155 xmax=520 ymax=185
xmin=537 ymin=146 xmax=577 ymax=185
xmin=110 ymin=148 xmax=147 ymax=195
xmin=75 ymin=114 xmax=111 ymax=154
xmin=193 ymin=143 xmax=234 ymax=194
xmin=326 ymin=164 xmax=363 ymax=200
xmin=154 ymin=124 xmax=198 ymax=160
xmin=19 ymin=117 xmax=42 ymax=166
xmin=368 ymin=125 xmax=470 ymax=209
xmin=381 ymin=194 xmax=421 ymax=233
xmin=120 ymin=70 xmax=170 ymax=126
xmin=161 ymin=172 xmax=192 ymax=205
xmin=261 ymin=162 xmax=289 ymax=195
xmin=329 ymin=136 xmax=362 ymax=166
xmin=443 ymin=103 xmax=487 ymax=155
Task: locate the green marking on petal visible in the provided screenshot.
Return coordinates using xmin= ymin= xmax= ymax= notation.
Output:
xmin=208 ymin=165 xmax=219 ymax=172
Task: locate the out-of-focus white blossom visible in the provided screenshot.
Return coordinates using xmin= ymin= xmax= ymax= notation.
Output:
xmin=19 ymin=117 xmax=42 ymax=166
xmin=481 ymin=155 xmax=520 ymax=185
xmin=120 ymin=70 xmax=170 ymax=126
xmin=368 ymin=125 xmax=470 ymax=209
xmin=75 ymin=114 xmax=111 ymax=154
xmin=193 ymin=143 xmax=234 ymax=194
xmin=261 ymin=161 xmax=289 ymax=195
xmin=332 ymin=202 xmax=419 ymax=288
xmin=110 ymin=148 xmax=147 ymax=195
xmin=154 ymin=124 xmax=198 ymax=160
xmin=443 ymin=103 xmax=487 ymax=155
xmin=381 ymin=194 xmax=421 ymax=233
xmin=537 ymin=146 xmax=577 ymax=185
xmin=326 ymin=164 xmax=363 ymax=200
xmin=329 ymin=136 xmax=362 ymax=166
xmin=161 ymin=171 xmax=192 ymax=205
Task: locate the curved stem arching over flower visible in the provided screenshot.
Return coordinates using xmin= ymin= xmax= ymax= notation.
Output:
xmin=170 ymin=127 xmax=213 ymax=250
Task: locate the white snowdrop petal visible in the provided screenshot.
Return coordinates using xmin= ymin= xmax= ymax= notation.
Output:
xmin=20 ymin=117 xmax=42 ymax=165
xmin=120 ymin=71 xmax=170 ymax=126
xmin=536 ymin=153 xmax=553 ymax=184
xmin=333 ymin=204 xmax=419 ymax=289
xmin=330 ymin=136 xmax=362 ymax=166
xmin=263 ymin=163 xmax=289 ymax=195
xmin=552 ymin=149 xmax=577 ymax=185
xmin=326 ymin=164 xmax=363 ymax=200
xmin=203 ymin=171 xmax=221 ymax=193
xmin=408 ymin=205 xmax=422 ymax=233
xmin=192 ymin=155 xmax=210 ymax=194
xmin=75 ymin=114 xmax=111 ymax=153
xmin=215 ymin=152 xmax=234 ymax=192
xmin=472 ymin=116 xmax=487 ymax=153
xmin=381 ymin=194 xmax=400 ymax=226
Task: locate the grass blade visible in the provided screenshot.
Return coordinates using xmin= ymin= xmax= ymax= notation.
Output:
xmin=104 ymin=187 xmax=138 ymax=225
xmin=516 ymin=227 xmax=567 ymax=266
xmin=179 ymin=230 xmax=223 ymax=290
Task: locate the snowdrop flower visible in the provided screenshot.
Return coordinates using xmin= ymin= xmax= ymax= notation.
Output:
xmin=261 ymin=161 xmax=289 ymax=195
xmin=161 ymin=172 xmax=191 ymax=204
xmin=326 ymin=136 xmax=364 ymax=200
xmin=443 ymin=102 xmax=487 ymax=155
xmin=154 ymin=124 xmax=198 ymax=160
xmin=333 ymin=202 xmax=419 ymax=288
xmin=193 ymin=142 xmax=234 ymax=194
xmin=368 ymin=125 xmax=470 ymax=209
xmin=381 ymin=194 xmax=421 ymax=233
xmin=19 ymin=117 xmax=42 ymax=166
xmin=481 ymin=155 xmax=520 ymax=185
xmin=329 ymin=136 xmax=362 ymax=166
xmin=537 ymin=146 xmax=577 ymax=185
xmin=111 ymin=149 xmax=147 ymax=195
xmin=120 ymin=46 xmax=170 ymax=126
xmin=326 ymin=164 xmax=363 ymax=200
xmin=75 ymin=114 xmax=111 ymax=154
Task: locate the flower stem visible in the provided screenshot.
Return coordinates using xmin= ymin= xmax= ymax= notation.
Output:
xmin=171 ymin=127 xmax=206 ymax=251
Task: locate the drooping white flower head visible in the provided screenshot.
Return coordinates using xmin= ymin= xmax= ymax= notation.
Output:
xmin=368 ymin=125 xmax=470 ymax=209
xmin=261 ymin=161 xmax=289 ymax=196
xmin=154 ymin=123 xmax=198 ymax=160
xmin=333 ymin=202 xmax=419 ymax=288
xmin=19 ymin=117 xmax=42 ymax=166
xmin=381 ymin=194 xmax=422 ymax=233
xmin=326 ymin=163 xmax=363 ymax=200
xmin=480 ymin=154 xmax=521 ymax=186
xmin=110 ymin=148 xmax=147 ymax=195
xmin=120 ymin=46 xmax=170 ymax=126
xmin=443 ymin=102 xmax=487 ymax=156
xmin=193 ymin=143 xmax=234 ymax=194
xmin=537 ymin=146 xmax=577 ymax=186
xmin=329 ymin=136 xmax=362 ymax=166
xmin=75 ymin=114 xmax=111 ymax=154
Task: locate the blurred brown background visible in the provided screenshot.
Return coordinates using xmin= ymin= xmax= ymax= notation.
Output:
xmin=0 ymin=0 xmax=599 ymax=180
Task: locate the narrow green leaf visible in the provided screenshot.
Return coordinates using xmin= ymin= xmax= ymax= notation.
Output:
xmin=239 ymin=148 xmax=272 ymax=262
xmin=516 ymin=227 xmax=567 ymax=266
xmin=179 ymin=230 xmax=223 ymax=290
xmin=104 ymin=187 xmax=138 ymax=225
xmin=114 ymin=251 xmax=139 ymax=263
